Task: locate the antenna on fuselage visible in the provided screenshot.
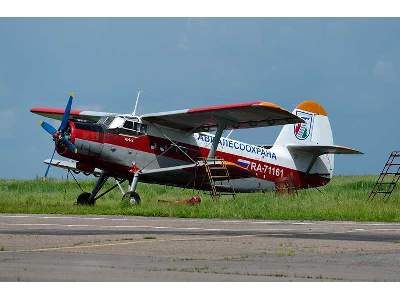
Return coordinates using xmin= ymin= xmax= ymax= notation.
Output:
xmin=132 ymin=90 xmax=142 ymax=116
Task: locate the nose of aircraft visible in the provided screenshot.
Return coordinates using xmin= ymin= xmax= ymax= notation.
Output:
xmin=38 ymin=94 xmax=78 ymax=177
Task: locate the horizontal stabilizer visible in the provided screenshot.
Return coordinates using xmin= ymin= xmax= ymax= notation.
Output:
xmin=287 ymin=144 xmax=363 ymax=155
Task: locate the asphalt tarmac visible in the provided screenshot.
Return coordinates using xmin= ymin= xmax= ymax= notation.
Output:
xmin=1 ymin=214 xmax=400 ymax=281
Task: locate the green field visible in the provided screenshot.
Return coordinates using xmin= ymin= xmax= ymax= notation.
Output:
xmin=0 ymin=176 xmax=399 ymax=222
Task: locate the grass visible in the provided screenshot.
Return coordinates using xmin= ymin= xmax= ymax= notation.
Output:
xmin=0 ymin=176 xmax=399 ymax=222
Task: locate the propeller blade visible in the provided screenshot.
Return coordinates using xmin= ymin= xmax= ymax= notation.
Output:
xmin=59 ymin=94 xmax=74 ymax=132
xmin=40 ymin=121 xmax=57 ymax=135
xmin=44 ymin=147 xmax=56 ymax=178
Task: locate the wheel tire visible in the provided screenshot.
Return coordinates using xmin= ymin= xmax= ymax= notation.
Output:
xmin=76 ymin=192 xmax=94 ymax=205
xmin=122 ymin=191 xmax=141 ymax=205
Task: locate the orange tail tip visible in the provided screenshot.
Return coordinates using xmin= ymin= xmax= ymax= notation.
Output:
xmin=296 ymin=100 xmax=327 ymax=116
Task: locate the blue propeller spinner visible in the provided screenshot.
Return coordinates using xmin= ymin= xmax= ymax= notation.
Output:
xmin=40 ymin=94 xmax=77 ymax=178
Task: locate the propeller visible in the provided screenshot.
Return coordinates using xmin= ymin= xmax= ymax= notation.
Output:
xmin=40 ymin=93 xmax=78 ymax=178
xmin=40 ymin=120 xmax=57 ymax=135
xmin=44 ymin=147 xmax=56 ymax=178
xmin=59 ymin=95 xmax=73 ymax=132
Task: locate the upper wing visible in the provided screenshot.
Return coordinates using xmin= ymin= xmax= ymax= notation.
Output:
xmin=141 ymin=101 xmax=303 ymax=132
xmin=287 ymin=145 xmax=363 ymax=155
xmin=31 ymin=107 xmax=116 ymax=122
xmin=31 ymin=101 xmax=302 ymax=131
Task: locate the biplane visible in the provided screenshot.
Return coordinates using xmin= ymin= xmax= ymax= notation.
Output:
xmin=31 ymin=94 xmax=362 ymax=205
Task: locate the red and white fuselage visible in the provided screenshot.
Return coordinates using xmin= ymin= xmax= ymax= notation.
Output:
xmin=60 ymin=109 xmax=329 ymax=191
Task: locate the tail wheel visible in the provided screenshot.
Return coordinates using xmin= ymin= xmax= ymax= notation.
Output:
xmin=122 ymin=191 xmax=141 ymax=205
xmin=77 ymin=192 xmax=95 ymax=205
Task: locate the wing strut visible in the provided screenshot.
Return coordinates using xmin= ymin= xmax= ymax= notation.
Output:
xmin=208 ymin=122 xmax=226 ymax=158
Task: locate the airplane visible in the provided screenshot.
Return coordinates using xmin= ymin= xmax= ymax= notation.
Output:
xmin=31 ymin=94 xmax=362 ymax=205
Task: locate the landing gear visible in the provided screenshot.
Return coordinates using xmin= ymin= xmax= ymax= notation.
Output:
xmin=121 ymin=172 xmax=141 ymax=205
xmin=76 ymin=192 xmax=94 ymax=205
xmin=73 ymin=171 xmax=142 ymax=206
xmin=122 ymin=191 xmax=141 ymax=205
xmin=76 ymin=172 xmax=109 ymax=206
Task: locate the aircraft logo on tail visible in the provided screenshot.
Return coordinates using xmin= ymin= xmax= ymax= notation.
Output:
xmin=294 ymin=110 xmax=314 ymax=140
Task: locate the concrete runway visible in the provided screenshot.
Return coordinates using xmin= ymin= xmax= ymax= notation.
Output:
xmin=1 ymin=214 xmax=400 ymax=281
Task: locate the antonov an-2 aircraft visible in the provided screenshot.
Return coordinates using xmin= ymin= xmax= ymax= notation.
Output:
xmin=31 ymin=94 xmax=362 ymax=205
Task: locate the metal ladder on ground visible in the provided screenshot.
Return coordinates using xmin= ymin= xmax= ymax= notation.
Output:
xmin=369 ymin=151 xmax=400 ymax=201
xmin=202 ymin=157 xmax=235 ymax=199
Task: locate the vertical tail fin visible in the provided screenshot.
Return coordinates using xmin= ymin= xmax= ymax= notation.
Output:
xmin=275 ymin=101 xmax=334 ymax=177
xmin=274 ymin=100 xmax=333 ymax=146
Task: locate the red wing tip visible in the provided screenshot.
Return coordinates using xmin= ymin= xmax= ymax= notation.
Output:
xmin=30 ymin=107 xmax=82 ymax=115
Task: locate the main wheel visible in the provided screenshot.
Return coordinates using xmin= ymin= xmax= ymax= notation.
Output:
xmin=76 ymin=192 xmax=95 ymax=205
xmin=122 ymin=191 xmax=141 ymax=205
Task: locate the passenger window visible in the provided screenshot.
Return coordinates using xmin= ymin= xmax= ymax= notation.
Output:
xmin=140 ymin=124 xmax=147 ymax=134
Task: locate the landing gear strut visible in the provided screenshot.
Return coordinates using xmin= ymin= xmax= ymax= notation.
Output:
xmin=122 ymin=172 xmax=141 ymax=205
xmin=74 ymin=171 xmax=141 ymax=206
xmin=76 ymin=172 xmax=109 ymax=205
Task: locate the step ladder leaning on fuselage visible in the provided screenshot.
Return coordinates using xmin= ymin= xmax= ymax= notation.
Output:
xmin=202 ymin=157 xmax=236 ymax=199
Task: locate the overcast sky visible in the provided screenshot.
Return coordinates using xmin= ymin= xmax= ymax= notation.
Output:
xmin=0 ymin=18 xmax=399 ymax=179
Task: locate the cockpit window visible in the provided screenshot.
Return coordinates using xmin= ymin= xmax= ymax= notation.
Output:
xmin=103 ymin=117 xmax=114 ymax=127
xmin=107 ymin=116 xmax=148 ymax=136
xmin=98 ymin=116 xmax=115 ymax=127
